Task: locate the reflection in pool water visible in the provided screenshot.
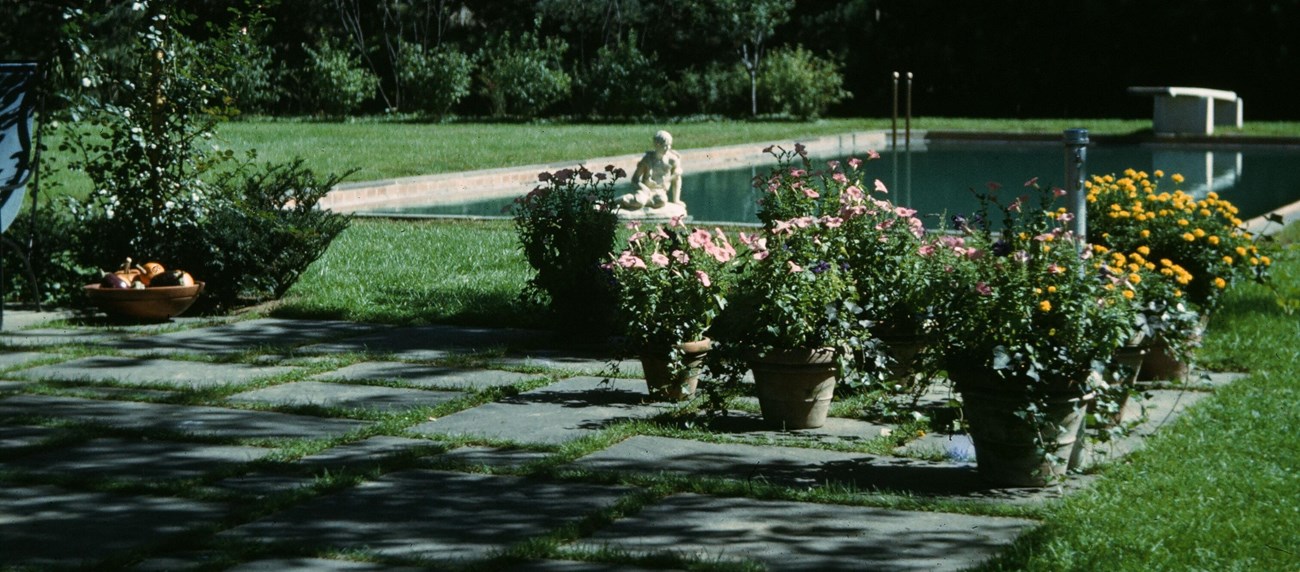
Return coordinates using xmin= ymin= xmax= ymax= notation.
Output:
xmin=366 ymin=142 xmax=1300 ymax=227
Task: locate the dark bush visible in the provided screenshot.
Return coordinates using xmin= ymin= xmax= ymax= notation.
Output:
xmin=758 ymin=46 xmax=850 ymax=119
xmin=575 ymin=35 xmax=669 ymax=118
xmin=398 ymin=41 xmax=475 ymax=119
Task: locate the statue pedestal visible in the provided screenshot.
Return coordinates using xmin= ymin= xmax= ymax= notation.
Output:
xmin=614 ymin=202 xmax=689 ymax=222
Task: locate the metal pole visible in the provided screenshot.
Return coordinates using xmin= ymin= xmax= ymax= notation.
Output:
xmin=1064 ymin=128 xmax=1089 ymax=243
xmin=905 ymin=72 xmax=913 ymax=151
xmin=891 ymin=72 xmax=899 ymax=151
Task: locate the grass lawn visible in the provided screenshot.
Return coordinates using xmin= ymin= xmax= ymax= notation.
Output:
xmin=40 ymin=116 xmax=1300 ymax=198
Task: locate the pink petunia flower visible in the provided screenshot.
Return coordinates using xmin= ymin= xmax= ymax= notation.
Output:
xmin=874 ymin=179 xmax=889 ymax=194
xmin=848 ymin=157 xmax=863 ymax=169
xmin=672 ymin=249 xmax=690 ymax=264
xmin=688 ymin=229 xmax=712 ymax=248
xmin=975 ymin=282 xmax=993 ymax=296
xmin=651 ymin=252 xmax=670 ymax=267
xmin=788 ymin=261 xmax=803 ymax=273
xmin=616 ymin=251 xmax=647 ymax=269
xmin=1024 ymin=176 xmax=1039 ymax=188
xmin=867 ymin=149 xmax=881 ymax=160
xmin=695 ymin=270 xmax=712 ymax=287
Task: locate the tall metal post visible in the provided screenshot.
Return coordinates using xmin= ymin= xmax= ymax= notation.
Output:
xmin=905 ymin=72 xmax=913 ymax=151
xmin=891 ymin=72 xmax=899 ymax=151
xmin=1063 ymin=128 xmax=1089 ymax=243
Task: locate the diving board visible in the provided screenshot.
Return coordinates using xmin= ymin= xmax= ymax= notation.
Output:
xmin=1128 ymin=86 xmax=1243 ymax=135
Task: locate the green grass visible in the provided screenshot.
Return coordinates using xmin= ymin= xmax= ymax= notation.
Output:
xmin=40 ymin=117 xmax=1300 ymax=199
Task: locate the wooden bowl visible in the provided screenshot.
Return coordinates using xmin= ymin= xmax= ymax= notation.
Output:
xmin=84 ymin=282 xmax=205 ymax=322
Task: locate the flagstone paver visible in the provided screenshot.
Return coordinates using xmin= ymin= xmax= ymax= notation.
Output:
xmin=310 ymin=360 xmax=543 ymax=390
xmin=300 ymin=324 xmax=551 ymax=359
xmin=0 ymin=350 xmax=49 ymax=369
xmin=571 ymin=434 xmax=1012 ymax=498
xmin=0 ymin=424 xmax=62 ymax=449
xmin=4 ymin=437 xmax=275 ymax=480
xmin=0 ymin=394 xmax=367 ymax=439
xmin=0 ymin=484 xmax=226 ymax=568
xmin=109 ymin=318 xmax=386 ymax=355
xmin=227 ymin=380 xmax=463 ymax=412
xmin=411 ymin=376 xmax=669 ymax=445
xmin=436 ymin=445 xmax=552 ymax=469
xmin=297 ymin=435 xmax=441 ymax=469
xmin=221 ymin=470 xmax=634 ymax=562
xmin=11 ymin=355 xmax=296 ymax=389
xmin=223 ymin=559 xmax=424 ymax=571
xmin=507 ymin=561 xmax=673 ymax=572
xmin=0 ymin=327 xmax=124 ymax=347
xmin=577 ymin=493 xmax=1035 ymax=571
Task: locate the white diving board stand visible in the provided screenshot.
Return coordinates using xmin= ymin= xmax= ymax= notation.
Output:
xmin=1128 ymin=86 xmax=1243 ymax=135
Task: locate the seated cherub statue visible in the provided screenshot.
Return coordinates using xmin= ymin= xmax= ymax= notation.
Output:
xmin=617 ymin=130 xmax=683 ymax=211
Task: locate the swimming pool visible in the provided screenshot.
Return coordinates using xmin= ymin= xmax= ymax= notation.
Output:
xmin=363 ymin=141 xmax=1300 ymax=227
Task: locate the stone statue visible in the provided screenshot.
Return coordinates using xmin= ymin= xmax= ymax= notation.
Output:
xmin=616 ymin=130 xmax=687 ymax=219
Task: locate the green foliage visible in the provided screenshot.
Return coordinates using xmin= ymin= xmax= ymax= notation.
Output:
xmin=298 ymin=37 xmax=378 ymax=115
xmin=607 ymin=221 xmax=735 ymax=353
xmin=43 ymin=2 xmax=351 ymax=313
xmin=208 ymin=14 xmax=280 ymax=114
xmin=933 ymin=182 xmax=1136 ymax=384
xmin=192 ymin=160 xmax=352 ymax=309
xmin=397 ymin=41 xmax=475 ymax=119
xmin=477 ymin=29 xmax=571 ymax=118
xmin=575 ymin=34 xmax=668 ymax=118
xmin=510 ymin=165 xmax=622 ymax=332
xmin=672 ymin=63 xmax=748 ymax=117
xmin=758 ymin=46 xmax=850 ymax=119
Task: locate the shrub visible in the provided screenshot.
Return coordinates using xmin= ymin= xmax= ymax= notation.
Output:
xmin=477 ymin=29 xmax=571 ymax=118
xmin=510 ymin=165 xmax=623 ymax=332
xmin=190 ymin=160 xmax=352 ymax=309
xmin=398 ymin=41 xmax=475 ymax=119
xmin=575 ymin=35 xmax=668 ymax=118
xmin=299 ymin=38 xmax=378 ymax=115
xmin=673 ymin=63 xmax=748 ymax=117
xmin=758 ymin=46 xmax=850 ymax=119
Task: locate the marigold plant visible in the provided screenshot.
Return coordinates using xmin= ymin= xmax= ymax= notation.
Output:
xmin=1085 ymin=169 xmax=1269 ymax=312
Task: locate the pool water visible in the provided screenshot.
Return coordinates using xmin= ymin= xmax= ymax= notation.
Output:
xmin=369 ymin=142 xmax=1300 ymax=227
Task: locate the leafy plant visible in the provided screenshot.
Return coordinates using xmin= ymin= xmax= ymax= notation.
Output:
xmin=397 ymin=40 xmax=475 ymax=119
xmin=192 ymin=159 xmax=352 ymax=309
xmin=477 ymin=27 xmax=571 ymax=119
xmin=510 ymin=164 xmax=622 ymax=332
xmin=1085 ymin=169 xmax=1272 ymax=313
xmin=298 ymin=37 xmax=378 ymax=115
xmin=574 ymin=33 xmax=668 ymax=119
xmin=605 ymin=219 xmax=736 ymax=375
xmin=934 ymin=180 xmax=1136 ymax=384
xmin=758 ymin=45 xmax=850 ymax=119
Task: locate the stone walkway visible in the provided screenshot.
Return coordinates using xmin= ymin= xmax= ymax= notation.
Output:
xmin=0 ymin=311 xmax=1237 ymax=570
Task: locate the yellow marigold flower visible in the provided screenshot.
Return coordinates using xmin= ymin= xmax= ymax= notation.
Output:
xmin=1129 ymin=273 xmax=1142 ymax=284
xmin=1172 ymin=173 xmax=1185 ymax=183
xmin=1048 ymin=285 xmax=1058 ymax=293
xmin=1039 ymin=300 xmax=1052 ymax=312
xmin=1250 ymin=257 xmax=1260 ymax=265
xmin=1208 ymin=235 xmax=1220 ymax=245
xmin=1182 ymin=232 xmax=1196 ymax=242
xmin=1140 ymin=229 xmax=1151 ymax=238
xmin=1034 ymin=287 xmax=1042 ymax=295
xmin=1236 ymin=246 xmax=1248 ymax=256
xmin=1214 ymin=277 xmax=1227 ymax=289
xmin=1093 ymin=244 xmax=1110 ymax=254
xmin=1155 ymin=169 xmax=1165 ymax=178
xmin=1145 ymin=262 xmax=1156 ymax=271
xmin=1223 ymin=256 xmax=1234 ymax=265
xmin=1128 ymin=263 xmax=1141 ymax=272
xmin=1200 ymin=208 xmax=1212 ymax=217
xmin=1160 ymin=258 xmax=1173 ymax=266
xmin=1174 ymin=289 xmax=1182 ymax=297
xmin=1177 ymin=218 xmax=1190 ymax=226
xmin=1043 ymin=245 xmax=1052 ymax=253
xmin=1123 ymin=289 xmax=1135 ymax=299
xmin=1263 ymin=256 xmax=1272 ymax=266
xmin=1193 ymin=228 xmax=1206 ymax=238
xmin=1137 ymin=245 xmax=1151 ymax=256
xmin=1160 ymin=268 xmax=1175 ymax=277
xmin=1207 ymin=191 xmax=1218 ymax=200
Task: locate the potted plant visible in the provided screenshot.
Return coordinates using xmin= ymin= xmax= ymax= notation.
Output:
xmin=606 ymin=218 xmax=736 ymax=400
xmin=1084 ymin=169 xmax=1273 ymax=378
xmin=932 ymin=180 xmax=1136 ymax=486
xmin=708 ymin=144 xmax=871 ymax=429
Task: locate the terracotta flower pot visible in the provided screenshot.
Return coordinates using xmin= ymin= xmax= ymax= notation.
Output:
xmin=950 ymin=370 xmax=1089 ymax=487
xmin=640 ymin=338 xmax=711 ymax=401
xmin=749 ymin=347 xmax=839 ymax=429
xmin=84 ymin=282 xmax=205 ymax=322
